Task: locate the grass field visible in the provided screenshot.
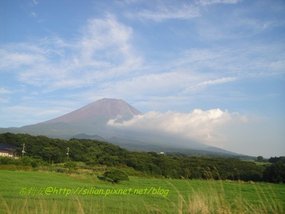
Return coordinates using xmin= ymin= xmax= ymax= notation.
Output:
xmin=0 ymin=169 xmax=284 ymax=214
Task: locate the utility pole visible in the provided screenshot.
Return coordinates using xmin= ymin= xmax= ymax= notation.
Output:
xmin=22 ymin=143 xmax=26 ymax=157
xmin=66 ymin=147 xmax=70 ymax=161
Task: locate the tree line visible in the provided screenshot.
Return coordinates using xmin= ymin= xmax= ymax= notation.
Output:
xmin=0 ymin=132 xmax=284 ymax=183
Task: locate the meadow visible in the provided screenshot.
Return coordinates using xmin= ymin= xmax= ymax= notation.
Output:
xmin=0 ymin=170 xmax=284 ymax=214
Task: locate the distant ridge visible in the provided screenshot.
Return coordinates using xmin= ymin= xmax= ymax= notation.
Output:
xmin=72 ymin=133 xmax=105 ymax=141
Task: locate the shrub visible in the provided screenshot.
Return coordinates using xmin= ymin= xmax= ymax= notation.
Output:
xmin=64 ymin=161 xmax=77 ymax=169
xmin=98 ymin=169 xmax=129 ymax=183
xmin=263 ymin=162 xmax=285 ymax=183
xmin=0 ymin=157 xmax=17 ymax=165
xmin=20 ymin=157 xmax=41 ymax=167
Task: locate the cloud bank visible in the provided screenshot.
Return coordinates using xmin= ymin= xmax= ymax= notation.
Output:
xmin=108 ymin=109 xmax=247 ymax=146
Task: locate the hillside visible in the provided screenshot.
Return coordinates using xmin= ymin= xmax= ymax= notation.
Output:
xmin=0 ymin=132 xmax=264 ymax=181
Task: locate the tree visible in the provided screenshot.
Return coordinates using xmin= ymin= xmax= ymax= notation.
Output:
xmin=256 ymin=156 xmax=264 ymax=162
xmin=263 ymin=162 xmax=285 ymax=183
xmin=98 ymin=169 xmax=129 ymax=183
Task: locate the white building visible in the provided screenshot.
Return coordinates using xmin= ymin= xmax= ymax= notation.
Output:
xmin=0 ymin=149 xmax=15 ymax=158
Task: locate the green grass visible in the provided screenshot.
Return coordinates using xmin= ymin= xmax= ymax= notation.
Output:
xmin=0 ymin=169 xmax=284 ymax=213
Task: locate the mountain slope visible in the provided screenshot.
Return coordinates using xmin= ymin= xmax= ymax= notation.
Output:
xmin=2 ymin=98 xmax=140 ymax=138
xmin=45 ymin=98 xmax=141 ymax=124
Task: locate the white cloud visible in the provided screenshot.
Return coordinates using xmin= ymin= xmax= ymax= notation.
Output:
xmin=79 ymin=16 xmax=133 ymax=63
xmin=77 ymin=15 xmax=142 ymax=79
xmin=194 ymin=4 xmax=285 ymax=42
xmin=0 ymin=16 xmax=142 ymax=90
xmin=196 ymin=0 xmax=240 ymax=6
xmin=108 ymin=109 xmax=246 ymax=146
xmin=125 ymin=0 xmax=241 ymax=22
xmin=70 ymin=40 xmax=285 ymax=105
xmin=127 ymin=4 xmax=200 ymax=22
xmin=32 ymin=0 xmax=38 ymax=5
xmin=169 ymin=47 xmax=285 ymax=78
xmin=1 ymin=12 xmax=283 ymax=95
xmin=198 ymin=77 xmax=237 ymax=86
xmin=31 ymin=12 xmax=37 ymax=18
xmin=0 ymin=87 xmax=12 ymax=94
xmin=94 ymin=71 xmax=200 ymax=97
xmin=183 ymin=77 xmax=237 ymax=93
xmin=0 ymin=49 xmax=45 ymax=71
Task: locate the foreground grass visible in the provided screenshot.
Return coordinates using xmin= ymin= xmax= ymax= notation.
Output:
xmin=0 ymin=170 xmax=284 ymax=213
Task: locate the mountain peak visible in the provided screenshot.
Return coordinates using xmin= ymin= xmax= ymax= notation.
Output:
xmin=98 ymin=98 xmax=124 ymax=102
xmin=45 ymin=98 xmax=140 ymax=124
xmin=91 ymin=98 xmax=130 ymax=107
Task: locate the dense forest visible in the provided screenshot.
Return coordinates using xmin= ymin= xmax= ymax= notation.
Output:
xmin=0 ymin=133 xmax=284 ymax=183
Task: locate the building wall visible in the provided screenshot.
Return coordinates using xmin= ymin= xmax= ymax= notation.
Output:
xmin=0 ymin=151 xmax=14 ymax=157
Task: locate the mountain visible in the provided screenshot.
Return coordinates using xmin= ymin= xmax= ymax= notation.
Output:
xmin=0 ymin=98 xmax=238 ymax=156
xmin=2 ymin=98 xmax=140 ymax=138
xmin=45 ymin=98 xmax=141 ymax=124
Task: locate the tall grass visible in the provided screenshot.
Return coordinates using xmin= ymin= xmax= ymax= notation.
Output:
xmin=1 ymin=169 xmax=284 ymax=213
xmin=172 ymin=179 xmax=283 ymax=214
xmin=1 ymin=180 xmax=283 ymax=214
xmin=175 ymin=185 xmax=283 ymax=214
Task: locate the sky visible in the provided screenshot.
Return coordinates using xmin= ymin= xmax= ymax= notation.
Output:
xmin=0 ymin=0 xmax=284 ymax=157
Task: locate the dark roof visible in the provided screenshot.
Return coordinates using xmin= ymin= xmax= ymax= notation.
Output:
xmin=0 ymin=148 xmax=14 ymax=154
xmin=0 ymin=144 xmax=16 ymax=151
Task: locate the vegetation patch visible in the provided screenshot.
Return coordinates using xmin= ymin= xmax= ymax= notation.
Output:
xmin=98 ymin=169 xmax=129 ymax=183
xmin=0 ymin=133 xmax=284 ymax=183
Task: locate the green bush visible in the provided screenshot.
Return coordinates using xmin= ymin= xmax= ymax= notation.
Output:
xmin=20 ymin=156 xmax=43 ymax=168
xmin=98 ymin=169 xmax=129 ymax=183
xmin=263 ymin=162 xmax=285 ymax=183
xmin=0 ymin=157 xmax=17 ymax=165
xmin=64 ymin=161 xmax=77 ymax=169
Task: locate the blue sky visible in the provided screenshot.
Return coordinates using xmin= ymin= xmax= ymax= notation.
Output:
xmin=0 ymin=0 xmax=284 ymax=157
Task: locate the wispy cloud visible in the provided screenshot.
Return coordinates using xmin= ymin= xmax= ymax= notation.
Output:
xmin=0 ymin=87 xmax=12 ymax=94
xmin=60 ymin=41 xmax=284 ymax=111
xmin=198 ymin=77 xmax=237 ymax=86
xmin=183 ymin=77 xmax=237 ymax=93
xmin=32 ymin=0 xmax=38 ymax=6
xmin=30 ymin=12 xmax=37 ymax=18
xmin=169 ymin=47 xmax=285 ymax=78
xmin=196 ymin=0 xmax=241 ymax=6
xmin=125 ymin=0 xmax=241 ymax=22
xmin=129 ymin=4 xmax=200 ymax=22
xmin=2 ymin=11 xmax=283 ymax=96
xmin=194 ymin=1 xmax=285 ymax=42
xmin=77 ymin=15 xmax=142 ymax=79
xmin=0 ymin=48 xmax=45 ymax=70
xmin=1 ymin=16 xmax=142 ymax=90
